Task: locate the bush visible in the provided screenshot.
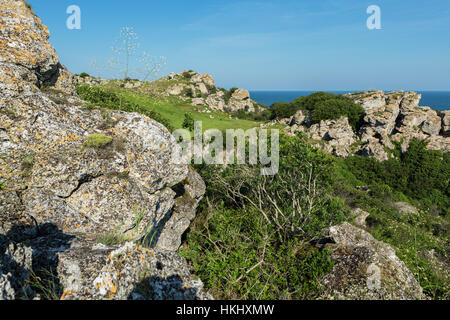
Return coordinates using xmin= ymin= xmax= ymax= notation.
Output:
xmin=182 ymin=113 xmax=195 ymax=131
xmin=79 ymin=72 xmax=90 ymax=78
xmin=181 ymin=135 xmax=348 ymax=299
xmin=344 ymin=139 xmax=449 ymax=217
xmin=183 ymin=87 xmax=194 ymax=98
xmin=269 ymin=92 xmax=365 ymax=131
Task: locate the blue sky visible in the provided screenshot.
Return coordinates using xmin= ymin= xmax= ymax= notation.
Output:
xmin=29 ymin=0 xmax=450 ymax=90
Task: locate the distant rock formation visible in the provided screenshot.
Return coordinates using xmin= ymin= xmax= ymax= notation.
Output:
xmin=76 ymin=69 xmax=260 ymax=113
xmin=282 ymin=90 xmax=449 ymax=160
xmin=0 ymin=0 xmax=209 ymax=300
xmin=162 ymin=70 xmax=258 ymax=112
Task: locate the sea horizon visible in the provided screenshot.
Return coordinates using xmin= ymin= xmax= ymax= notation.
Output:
xmin=249 ymin=90 xmax=450 ymax=111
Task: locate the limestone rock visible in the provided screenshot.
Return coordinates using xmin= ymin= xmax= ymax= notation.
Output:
xmin=0 ymin=0 xmax=209 ymax=300
xmin=321 ymin=222 xmax=426 ymax=300
xmin=155 ymin=167 xmax=206 ymax=252
xmin=440 ymin=111 xmax=450 ymax=137
xmin=350 ymin=208 xmax=370 ymax=228
xmin=308 ymin=117 xmax=356 ymax=157
xmin=358 ymin=138 xmax=389 ymax=161
xmin=392 ymin=202 xmax=418 ymax=216
xmin=289 ymin=109 xmax=308 ymax=126
xmin=359 ymin=103 xmax=400 ymax=140
xmin=57 ymin=240 xmax=212 ymax=300
xmin=346 ymin=90 xmax=386 ymax=110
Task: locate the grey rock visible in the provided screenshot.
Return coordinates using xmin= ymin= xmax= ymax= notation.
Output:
xmin=155 ymin=167 xmax=206 ymax=251
xmin=57 ymin=240 xmax=212 ymax=300
xmin=320 ymin=222 xmax=426 ymax=300
xmin=392 ymin=202 xmax=418 ymax=216
xmin=0 ymin=0 xmax=210 ymax=300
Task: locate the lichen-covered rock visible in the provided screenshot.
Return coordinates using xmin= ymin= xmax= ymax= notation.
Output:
xmin=320 ymin=222 xmax=426 ymax=300
xmin=392 ymin=202 xmax=418 ymax=216
xmin=0 ymin=272 xmax=15 ymax=300
xmin=155 ymin=167 xmax=206 ymax=251
xmin=0 ymin=237 xmax=33 ymax=299
xmin=346 ymin=90 xmax=387 ymax=110
xmin=359 ymin=103 xmax=400 ymax=140
xmin=56 ymin=240 xmax=212 ymax=300
xmin=0 ymin=0 xmax=209 ymax=300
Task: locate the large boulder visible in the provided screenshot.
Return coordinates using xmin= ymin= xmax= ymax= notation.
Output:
xmin=0 ymin=0 xmax=209 ymax=300
xmin=57 ymin=240 xmax=212 ymax=300
xmin=320 ymin=222 xmax=426 ymax=300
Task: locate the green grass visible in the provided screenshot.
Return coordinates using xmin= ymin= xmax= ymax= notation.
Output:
xmin=92 ymin=83 xmax=263 ymax=132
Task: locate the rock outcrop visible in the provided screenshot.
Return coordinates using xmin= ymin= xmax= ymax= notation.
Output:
xmin=0 ymin=0 xmax=208 ymax=300
xmin=282 ymin=90 xmax=449 ymax=160
xmin=163 ymin=70 xmax=258 ymax=112
xmin=320 ymin=222 xmax=426 ymax=300
xmin=308 ymin=117 xmax=357 ymax=157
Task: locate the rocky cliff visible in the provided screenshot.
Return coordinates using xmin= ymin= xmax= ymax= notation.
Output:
xmin=0 ymin=0 xmax=210 ymax=300
xmin=281 ymin=90 xmax=449 ymax=160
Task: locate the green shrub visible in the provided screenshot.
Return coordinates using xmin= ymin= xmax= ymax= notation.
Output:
xmin=183 ymin=87 xmax=194 ymax=98
xmin=269 ymin=92 xmax=365 ymax=131
xmin=79 ymin=72 xmax=90 ymax=78
xmin=182 ymin=113 xmax=195 ymax=131
xmin=181 ymin=135 xmax=347 ymax=299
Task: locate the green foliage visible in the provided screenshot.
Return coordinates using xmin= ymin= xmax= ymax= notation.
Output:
xmin=181 ymin=135 xmax=348 ymax=299
xmin=183 ymin=87 xmax=194 ymax=98
xmin=182 ymin=113 xmax=195 ymax=131
xmin=79 ymin=72 xmax=90 ymax=78
xmin=83 ymin=134 xmax=113 ymax=149
xmin=76 ymin=84 xmax=174 ymax=131
xmin=182 ymin=71 xmax=194 ymax=80
xmin=222 ymin=87 xmax=238 ymax=104
xmin=269 ymin=92 xmax=365 ymax=131
xmin=331 ymin=141 xmax=450 ymax=299
xmin=345 ymin=139 xmax=449 ymax=217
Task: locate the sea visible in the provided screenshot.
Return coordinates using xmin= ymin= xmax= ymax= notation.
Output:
xmin=250 ymin=90 xmax=450 ymax=111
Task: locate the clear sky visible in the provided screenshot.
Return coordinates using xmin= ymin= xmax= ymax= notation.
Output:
xmin=28 ymin=0 xmax=450 ymax=90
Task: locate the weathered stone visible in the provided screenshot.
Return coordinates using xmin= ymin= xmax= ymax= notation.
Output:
xmin=440 ymin=111 xmax=450 ymax=137
xmin=393 ymin=202 xmax=418 ymax=216
xmin=289 ymin=109 xmax=308 ymax=126
xmin=155 ymin=167 xmax=206 ymax=251
xmin=308 ymin=117 xmax=356 ymax=157
xmin=57 ymin=240 xmax=212 ymax=300
xmin=320 ymin=222 xmax=426 ymax=300
xmin=0 ymin=0 xmax=209 ymax=300
xmin=350 ymin=208 xmax=370 ymax=228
